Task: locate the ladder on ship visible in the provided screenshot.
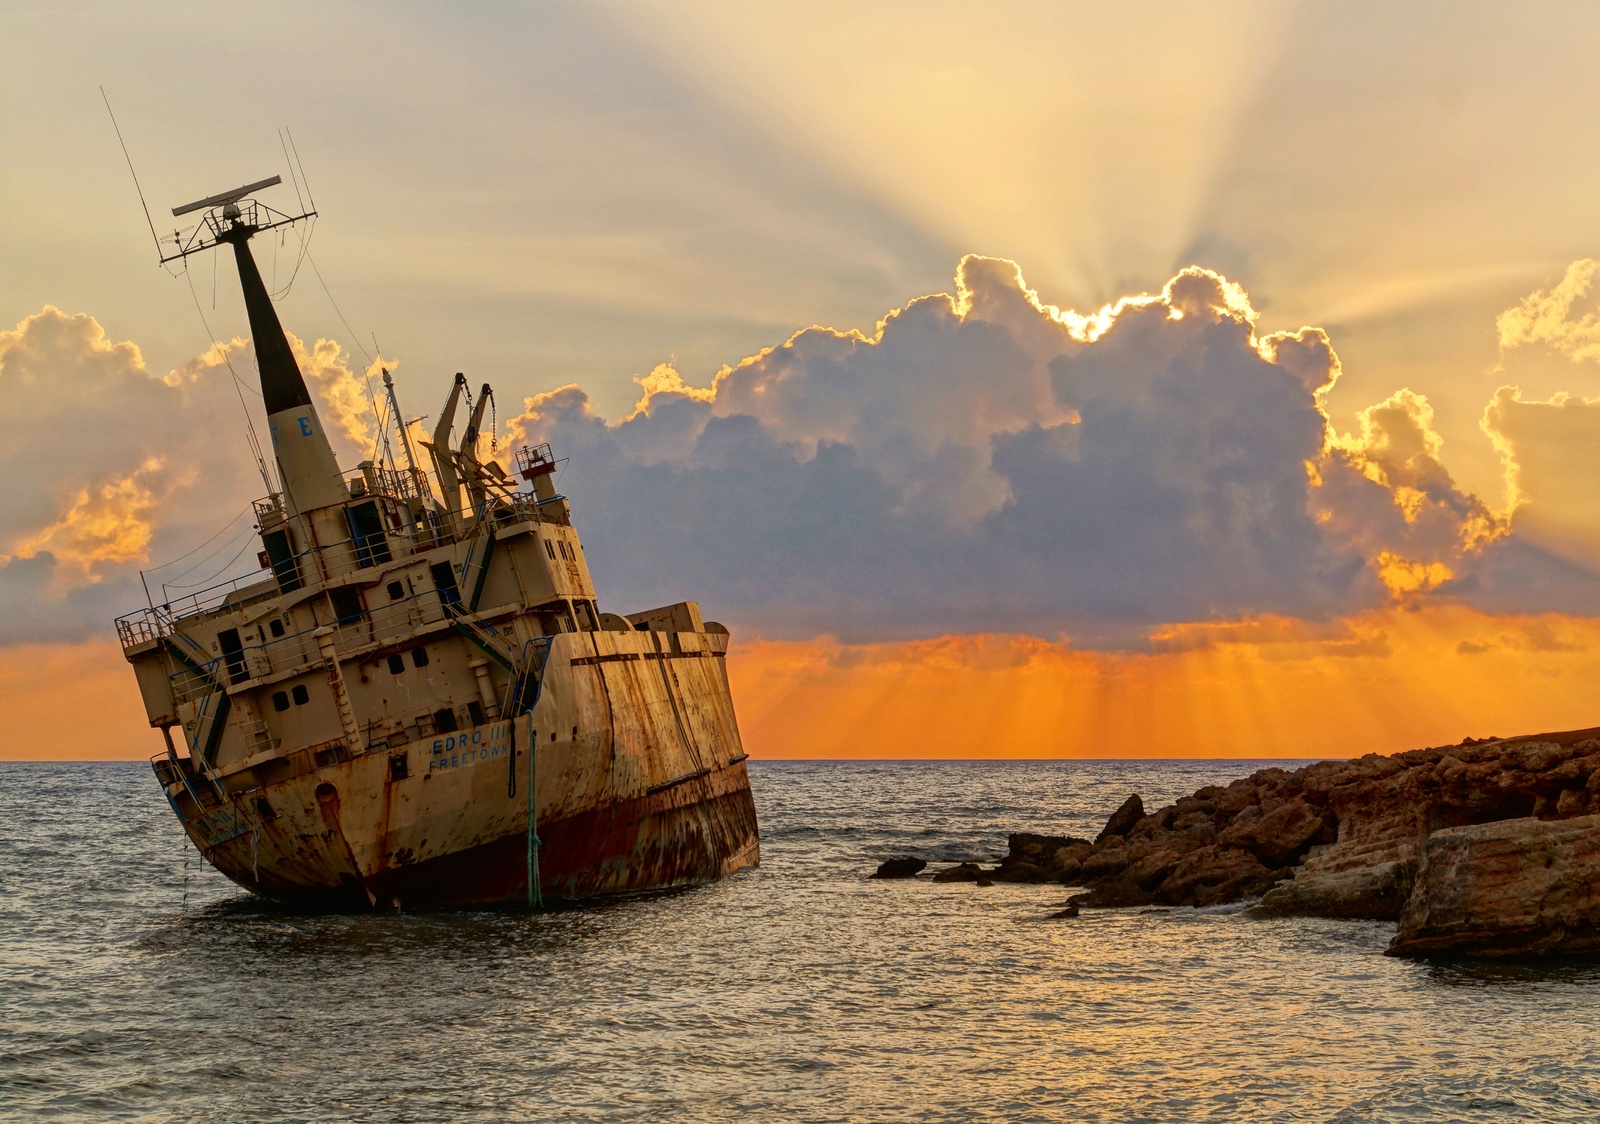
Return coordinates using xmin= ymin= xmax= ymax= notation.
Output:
xmin=443 ymin=603 xmax=553 ymax=718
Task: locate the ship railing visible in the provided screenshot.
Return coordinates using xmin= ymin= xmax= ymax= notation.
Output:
xmin=170 ymin=658 xmax=225 ymax=706
xmin=253 ymin=493 xmax=285 ymax=525
xmin=115 ymin=609 xmax=168 ymax=649
xmin=342 ymin=463 xmax=434 ymax=506
xmin=216 ymin=586 xmax=461 ymax=687
xmin=139 ymin=569 xmax=281 ymax=629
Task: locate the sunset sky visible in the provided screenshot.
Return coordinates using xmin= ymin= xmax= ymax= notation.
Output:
xmin=7 ymin=1 xmax=1600 ymax=759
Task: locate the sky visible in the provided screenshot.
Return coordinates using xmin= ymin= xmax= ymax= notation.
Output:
xmin=6 ymin=1 xmax=1600 ymax=759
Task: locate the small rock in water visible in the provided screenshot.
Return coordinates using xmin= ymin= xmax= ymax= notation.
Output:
xmin=1048 ymin=903 xmax=1080 ymax=919
xmin=870 ymin=856 xmax=927 ymax=879
xmin=931 ymin=862 xmax=985 ymax=883
xmin=975 ymin=877 xmax=994 ymax=887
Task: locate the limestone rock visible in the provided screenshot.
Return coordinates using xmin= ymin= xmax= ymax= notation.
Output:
xmin=1095 ymin=794 xmax=1146 ymax=844
xmin=1388 ymin=814 xmax=1600 ymax=958
xmin=1250 ymin=860 xmax=1415 ymax=920
xmin=941 ymin=724 xmax=1600 ymax=925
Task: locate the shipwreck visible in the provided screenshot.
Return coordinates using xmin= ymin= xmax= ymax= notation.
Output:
xmin=115 ymin=175 xmax=759 ymax=908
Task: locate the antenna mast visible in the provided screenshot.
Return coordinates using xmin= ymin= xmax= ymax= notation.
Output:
xmin=160 ymin=176 xmax=316 ymax=264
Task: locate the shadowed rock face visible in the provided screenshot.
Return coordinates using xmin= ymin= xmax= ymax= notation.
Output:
xmin=1387 ymin=814 xmax=1600 ymax=958
xmin=950 ymin=728 xmax=1600 ymax=945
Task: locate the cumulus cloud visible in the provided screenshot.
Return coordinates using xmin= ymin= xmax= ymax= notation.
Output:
xmin=507 ymin=256 xmax=1565 ymax=645
xmin=0 ymin=306 xmax=382 ymax=645
xmin=293 ymin=335 xmax=392 ymax=461
xmin=15 ymin=256 xmax=1600 ymax=653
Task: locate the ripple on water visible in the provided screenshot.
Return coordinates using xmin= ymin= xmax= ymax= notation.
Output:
xmin=2 ymin=760 xmax=1600 ymax=1121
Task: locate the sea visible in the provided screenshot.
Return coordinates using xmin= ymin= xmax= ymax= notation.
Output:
xmin=3 ymin=759 xmax=1599 ymax=1123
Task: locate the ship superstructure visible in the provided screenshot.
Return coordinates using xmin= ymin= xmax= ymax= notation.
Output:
xmin=115 ymin=179 xmax=759 ymax=908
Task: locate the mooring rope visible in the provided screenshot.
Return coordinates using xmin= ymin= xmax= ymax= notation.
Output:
xmin=526 ymin=711 xmax=543 ymax=910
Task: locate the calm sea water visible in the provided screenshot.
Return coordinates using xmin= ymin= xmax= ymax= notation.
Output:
xmin=3 ymin=759 xmax=1599 ymax=1122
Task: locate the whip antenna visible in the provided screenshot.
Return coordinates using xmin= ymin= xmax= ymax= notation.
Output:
xmin=101 ymin=87 xmax=162 ymax=260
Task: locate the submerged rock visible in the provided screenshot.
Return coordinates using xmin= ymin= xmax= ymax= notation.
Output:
xmin=1387 ymin=814 xmax=1600 ymax=958
xmin=931 ymin=862 xmax=985 ymax=883
xmin=871 ymin=856 xmax=927 ymax=880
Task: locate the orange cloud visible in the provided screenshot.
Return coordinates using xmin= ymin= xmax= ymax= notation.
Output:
xmin=1496 ymin=259 xmax=1600 ymax=363
xmin=291 ymin=334 xmax=392 ymax=460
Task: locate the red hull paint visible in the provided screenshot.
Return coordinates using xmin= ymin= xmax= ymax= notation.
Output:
xmin=206 ymin=759 xmax=760 ymax=910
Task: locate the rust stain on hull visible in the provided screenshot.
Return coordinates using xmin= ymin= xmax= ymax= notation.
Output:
xmin=161 ymin=625 xmax=761 ymax=911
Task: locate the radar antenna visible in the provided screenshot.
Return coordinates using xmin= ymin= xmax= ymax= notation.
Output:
xmin=159 ymin=175 xmax=315 ymax=264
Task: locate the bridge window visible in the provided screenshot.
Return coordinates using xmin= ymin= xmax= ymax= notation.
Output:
xmin=346 ymin=500 xmax=393 ymax=569
xmin=387 ymin=654 xmax=405 ymax=675
xmin=218 ymin=628 xmax=247 ymax=684
xmin=261 ymin=529 xmax=302 ymax=594
xmin=271 ymin=691 xmax=290 ymax=712
xmin=433 ymin=707 xmax=458 ymax=733
xmin=330 ymin=586 xmax=365 ymax=625
xmin=430 ymin=562 xmax=461 ymax=611
xmin=269 ymin=619 xmax=285 ymax=638
xmin=467 ymin=700 xmax=486 ymax=726
xmin=387 ymin=581 xmax=405 ymax=601
xmin=411 ymin=647 xmax=430 ymax=668
xmin=292 ymin=684 xmax=310 ymax=706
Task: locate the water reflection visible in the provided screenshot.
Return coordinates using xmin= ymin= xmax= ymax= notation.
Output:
xmin=4 ymin=760 xmax=1600 ymax=1122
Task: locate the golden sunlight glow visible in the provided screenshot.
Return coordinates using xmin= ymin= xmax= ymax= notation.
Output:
xmin=5 ymin=458 xmax=168 ymax=570
xmin=729 ymin=607 xmax=1600 ymax=760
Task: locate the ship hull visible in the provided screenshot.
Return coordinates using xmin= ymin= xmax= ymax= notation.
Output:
xmin=160 ymin=627 xmax=760 ymax=909
xmin=193 ymin=755 xmax=759 ymax=909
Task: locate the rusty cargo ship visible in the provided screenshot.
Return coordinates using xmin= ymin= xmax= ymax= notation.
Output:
xmin=114 ymin=178 xmax=759 ymax=908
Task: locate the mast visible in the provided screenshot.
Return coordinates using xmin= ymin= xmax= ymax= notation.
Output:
xmin=161 ymin=179 xmax=340 ymax=519
xmin=383 ymin=369 xmax=428 ymax=501
xmin=215 ymin=221 xmax=345 ymax=515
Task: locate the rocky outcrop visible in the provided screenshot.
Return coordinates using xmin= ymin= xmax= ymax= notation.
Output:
xmin=920 ymin=727 xmax=1600 ymax=944
xmin=1387 ymin=814 xmax=1600 ymax=958
xmin=1095 ymin=795 xmax=1144 ymax=844
xmin=870 ymin=857 xmax=926 ymax=879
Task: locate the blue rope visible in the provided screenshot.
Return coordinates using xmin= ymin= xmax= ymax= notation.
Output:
xmin=526 ymin=712 xmax=542 ymax=909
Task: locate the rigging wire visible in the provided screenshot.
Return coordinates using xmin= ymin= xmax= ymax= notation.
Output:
xmin=142 ymin=506 xmax=253 ymax=574
xmin=182 ymin=264 xmax=278 ymax=498
xmin=306 ymin=250 xmax=374 ymax=369
xmin=304 ymin=249 xmax=406 ymax=469
xmin=285 ymin=127 xmax=316 ymax=211
xmin=153 ymin=520 xmax=257 ymax=587
xmin=279 ymin=129 xmax=309 ymax=215
xmin=268 ymin=213 xmax=315 ymax=301
xmin=161 ymin=532 xmax=260 ymax=592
